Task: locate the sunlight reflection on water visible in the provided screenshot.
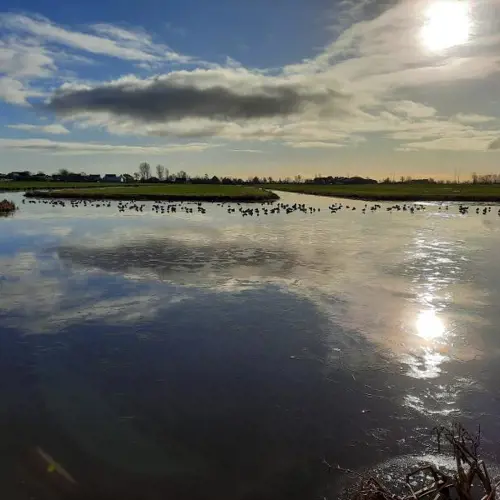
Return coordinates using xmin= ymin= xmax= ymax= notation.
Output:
xmin=416 ymin=309 xmax=445 ymax=341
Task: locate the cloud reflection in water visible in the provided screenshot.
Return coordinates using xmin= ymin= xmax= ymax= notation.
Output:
xmin=3 ymin=194 xmax=500 ymax=497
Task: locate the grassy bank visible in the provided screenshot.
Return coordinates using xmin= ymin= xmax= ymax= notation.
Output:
xmin=267 ymin=183 xmax=500 ymax=202
xmin=25 ymin=184 xmax=279 ymax=202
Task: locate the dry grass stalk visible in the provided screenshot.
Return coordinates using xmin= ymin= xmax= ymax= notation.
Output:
xmin=0 ymin=199 xmax=17 ymax=214
xmin=349 ymin=424 xmax=497 ymax=500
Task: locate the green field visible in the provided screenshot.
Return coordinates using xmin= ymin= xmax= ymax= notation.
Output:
xmin=9 ymin=180 xmax=500 ymax=202
xmin=266 ymin=183 xmax=500 ymax=202
xmin=25 ymin=184 xmax=279 ymax=202
xmin=0 ymin=181 xmax=133 ymax=191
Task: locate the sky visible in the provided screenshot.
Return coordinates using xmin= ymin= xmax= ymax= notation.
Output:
xmin=1 ymin=0 xmax=500 ymax=179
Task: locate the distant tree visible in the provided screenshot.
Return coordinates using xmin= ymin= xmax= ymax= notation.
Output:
xmin=156 ymin=164 xmax=165 ymax=180
xmin=139 ymin=162 xmax=151 ymax=181
xmin=164 ymin=167 xmax=170 ymax=182
xmin=122 ymin=173 xmax=134 ymax=183
xmin=176 ymin=170 xmax=188 ymax=181
xmin=133 ymin=172 xmax=140 ymax=181
xmin=58 ymin=168 xmax=70 ymax=177
xmin=294 ymin=175 xmax=302 ymax=183
xmin=471 ymin=172 xmax=478 ymax=184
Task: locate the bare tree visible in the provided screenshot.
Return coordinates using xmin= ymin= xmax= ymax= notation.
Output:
xmin=176 ymin=170 xmax=188 ymax=181
xmin=164 ymin=167 xmax=170 ymax=182
xmin=138 ymin=162 xmax=151 ymax=181
xmin=156 ymin=164 xmax=165 ymax=180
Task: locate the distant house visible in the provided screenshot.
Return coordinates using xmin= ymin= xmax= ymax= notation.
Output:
xmin=122 ymin=174 xmax=134 ymax=183
xmin=87 ymin=174 xmax=101 ymax=182
xmin=31 ymin=173 xmax=49 ymax=181
xmin=102 ymin=174 xmax=123 ymax=183
xmin=8 ymin=171 xmax=31 ymax=180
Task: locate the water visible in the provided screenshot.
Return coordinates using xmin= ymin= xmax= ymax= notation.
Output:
xmin=1 ymin=191 xmax=500 ymax=500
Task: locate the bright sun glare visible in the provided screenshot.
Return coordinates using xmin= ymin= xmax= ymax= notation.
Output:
xmin=416 ymin=310 xmax=445 ymax=340
xmin=421 ymin=0 xmax=471 ymax=51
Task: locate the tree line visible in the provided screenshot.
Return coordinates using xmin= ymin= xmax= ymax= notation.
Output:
xmin=2 ymin=164 xmax=500 ymax=185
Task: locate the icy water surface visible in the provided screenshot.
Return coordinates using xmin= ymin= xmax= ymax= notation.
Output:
xmin=1 ymin=191 xmax=500 ymax=500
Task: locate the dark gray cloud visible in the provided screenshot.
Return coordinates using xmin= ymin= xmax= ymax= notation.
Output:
xmin=56 ymin=237 xmax=300 ymax=279
xmin=46 ymin=79 xmax=344 ymax=122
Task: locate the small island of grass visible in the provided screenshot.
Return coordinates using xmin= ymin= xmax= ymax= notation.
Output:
xmin=25 ymin=184 xmax=279 ymax=203
xmin=266 ymin=182 xmax=500 ymax=202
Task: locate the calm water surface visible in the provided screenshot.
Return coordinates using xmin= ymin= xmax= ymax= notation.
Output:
xmin=1 ymin=191 xmax=500 ymax=500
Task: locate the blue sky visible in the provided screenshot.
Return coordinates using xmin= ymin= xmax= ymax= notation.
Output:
xmin=1 ymin=0 xmax=500 ymax=179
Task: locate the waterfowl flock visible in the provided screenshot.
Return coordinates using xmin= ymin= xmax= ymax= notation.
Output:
xmin=19 ymin=197 xmax=500 ymax=218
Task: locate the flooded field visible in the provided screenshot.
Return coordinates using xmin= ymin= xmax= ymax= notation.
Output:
xmin=1 ymin=191 xmax=500 ymax=500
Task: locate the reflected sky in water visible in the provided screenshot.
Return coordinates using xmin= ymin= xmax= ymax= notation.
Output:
xmin=1 ymin=191 xmax=500 ymax=500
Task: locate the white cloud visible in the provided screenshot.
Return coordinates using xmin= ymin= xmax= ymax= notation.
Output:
xmin=2 ymin=0 xmax=500 ymax=156
xmin=0 ymin=77 xmax=33 ymax=105
xmin=454 ymin=113 xmax=497 ymax=124
xmin=0 ymin=37 xmax=56 ymax=105
xmin=400 ymin=136 xmax=498 ymax=152
xmin=389 ymin=100 xmax=437 ymax=118
xmin=37 ymin=0 xmax=500 ymax=150
xmin=230 ymin=149 xmax=263 ymax=153
xmin=0 ymin=13 xmax=197 ymax=107
xmin=90 ymin=23 xmax=150 ymax=43
xmin=0 ymin=138 xmax=216 ymax=155
xmin=8 ymin=123 xmax=70 ymax=134
xmin=0 ymin=14 xmax=189 ymax=63
xmin=287 ymin=141 xmax=345 ymax=149
xmin=0 ymin=39 xmax=55 ymax=77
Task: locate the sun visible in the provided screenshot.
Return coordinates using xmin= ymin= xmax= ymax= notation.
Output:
xmin=416 ymin=310 xmax=445 ymax=341
xmin=421 ymin=0 xmax=471 ymax=51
